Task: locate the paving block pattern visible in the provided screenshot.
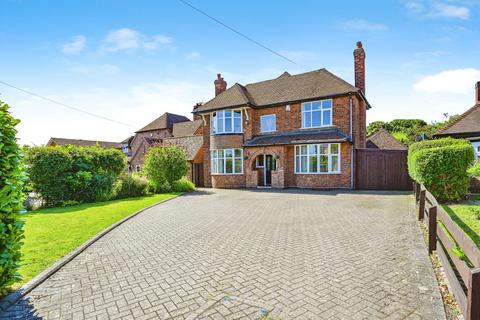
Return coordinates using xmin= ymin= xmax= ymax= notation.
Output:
xmin=1 ymin=189 xmax=445 ymax=319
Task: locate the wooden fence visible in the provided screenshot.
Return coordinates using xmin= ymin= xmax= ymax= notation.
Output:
xmin=414 ymin=182 xmax=480 ymax=319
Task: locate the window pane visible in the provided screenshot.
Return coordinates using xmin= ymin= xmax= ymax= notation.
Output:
xmin=218 ymin=149 xmax=224 ymax=158
xmin=224 ymin=111 xmax=232 ymax=133
xmin=303 ymin=112 xmax=311 ymax=128
xmin=218 ymin=112 xmax=224 ymax=132
xmin=234 ymin=149 xmax=242 ymax=158
xmin=225 ymin=158 xmax=233 ymax=173
xmin=322 ymin=100 xmax=332 ymax=109
xmin=295 ymin=156 xmax=300 ymax=173
xmin=256 ymin=156 xmax=264 ymax=167
xmin=234 ymin=116 xmax=241 ymax=132
xmin=320 ymin=155 xmax=328 ymax=172
xmin=301 ymin=156 xmax=308 ymax=172
xmin=300 ymin=145 xmax=307 ymax=155
xmin=322 ymin=109 xmax=331 ymax=126
xmin=234 ymin=159 xmax=242 ymax=173
xmin=331 ymin=155 xmax=339 ymax=172
xmin=308 ymin=144 xmax=317 ymax=155
xmin=303 ymin=103 xmax=311 ymax=111
xmin=218 ymin=157 xmax=224 ymax=173
xmin=330 ymin=144 xmax=339 ymax=154
xmin=312 ymin=110 xmax=321 ymax=127
xmin=311 ymin=102 xmax=321 ymax=110
xmin=319 ymin=144 xmax=328 ymax=155
xmin=309 ymin=155 xmax=318 ymax=173
xmin=261 ymin=115 xmax=276 ymax=132
xmin=225 ymin=149 xmax=233 ymax=158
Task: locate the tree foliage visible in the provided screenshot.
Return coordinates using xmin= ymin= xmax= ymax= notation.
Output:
xmin=26 ymin=146 xmax=125 ymax=206
xmin=143 ymin=145 xmax=189 ymax=192
xmin=0 ymin=100 xmax=25 ymax=296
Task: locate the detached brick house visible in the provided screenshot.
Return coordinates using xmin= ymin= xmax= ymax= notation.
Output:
xmin=435 ymin=82 xmax=480 ymax=160
xmin=193 ymin=42 xmax=371 ymax=189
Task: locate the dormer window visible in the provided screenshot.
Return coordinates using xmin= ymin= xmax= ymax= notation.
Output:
xmin=211 ymin=110 xmax=242 ymax=134
xmin=301 ymin=99 xmax=332 ymax=128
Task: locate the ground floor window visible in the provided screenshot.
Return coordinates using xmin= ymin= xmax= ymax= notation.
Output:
xmin=294 ymin=143 xmax=340 ymax=174
xmin=211 ymin=149 xmax=243 ymax=174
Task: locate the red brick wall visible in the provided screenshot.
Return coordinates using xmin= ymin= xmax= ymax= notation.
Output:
xmin=211 ymin=174 xmax=246 ymax=188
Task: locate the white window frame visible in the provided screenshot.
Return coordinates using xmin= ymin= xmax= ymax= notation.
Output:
xmin=255 ymin=156 xmax=264 ymax=168
xmin=301 ymin=99 xmax=333 ymax=129
xmin=260 ymin=114 xmax=277 ymax=133
xmin=210 ymin=109 xmax=243 ymax=134
xmin=294 ymin=143 xmax=341 ymax=174
xmin=211 ymin=149 xmax=243 ymax=175
xmin=473 ymin=142 xmax=480 ymax=160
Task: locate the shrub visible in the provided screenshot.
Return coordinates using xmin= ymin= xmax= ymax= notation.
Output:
xmin=172 ymin=177 xmax=195 ymax=192
xmin=113 ymin=173 xmax=149 ymax=199
xmin=26 ymin=146 xmax=125 ymax=206
xmin=408 ymin=138 xmax=474 ymax=202
xmin=143 ymin=145 xmax=189 ymax=193
xmin=0 ymin=100 xmax=25 ymax=295
xmin=468 ymin=162 xmax=480 ymax=178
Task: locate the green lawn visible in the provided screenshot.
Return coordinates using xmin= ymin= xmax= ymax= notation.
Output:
xmin=442 ymin=195 xmax=480 ymax=248
xmin=17 ymin=193 xmax=178 ymax=287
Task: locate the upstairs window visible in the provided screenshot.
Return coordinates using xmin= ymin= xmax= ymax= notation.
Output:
xmin=301 ymin=99 xmax=332 ymax=128
xmin=260 ymin=114 xmax=276 ymax=132
xmin=211 ymin=110 xmax=242 ymax=134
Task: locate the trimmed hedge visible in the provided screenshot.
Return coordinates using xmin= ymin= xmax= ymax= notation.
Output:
xmin=0 ymin=100 xmax=25 ymax=296
xmin=26 ymin=146 xmax=125 ymax=206
xmin=408 ymin=138 xmax=474 ymax=202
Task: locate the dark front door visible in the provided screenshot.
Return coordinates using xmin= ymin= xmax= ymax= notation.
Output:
xmin=265 ymin=155 xmax=273 ymax=186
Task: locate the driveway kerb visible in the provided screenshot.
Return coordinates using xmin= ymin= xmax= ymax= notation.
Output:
xmin=0 ymin=193 xmax=183 ymax=313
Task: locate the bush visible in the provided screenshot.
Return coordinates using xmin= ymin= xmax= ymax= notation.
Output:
xmin=26 ymin=146 xmax=125 ymax=206
xmin=172 ymin=177 xmax=195 ymax=192
xmin=143 ymin=145 xmax=189 ymax=193
xmin=0 ymin=100 xmax=25 ymax=295
xmin=408 ymin=138 xmax=474 ymax=202
xmin=468 ymin=162 xmax=480 ymax=178
xmin=113 ymin=174 xmax=149 ymax=199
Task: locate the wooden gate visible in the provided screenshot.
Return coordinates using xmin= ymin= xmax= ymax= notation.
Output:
xmin=355 ymin=148 xmax=411 ymax=190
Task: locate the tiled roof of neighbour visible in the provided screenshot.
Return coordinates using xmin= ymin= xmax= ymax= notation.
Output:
xmin=136 ymin=112 xmax=190 ymax=133
xmin=47 ymin=137 xmax=121 ymax=149
xmin=366 ymin=129 xmax=407 ymax=150
xmin=194 ymin=69 xmax=363 ymax=113
xmin=244 ymin=128 xmax=350 ymax=147
xmin=163 ymin=135 xmax=203 ymax=160
xmin=121 ymin=136 xmax=134 ymax=145
xmin=435 ymin=104 xmax=480 ymax=137
xmin=172 ymin=119 xmax=203 ymax=137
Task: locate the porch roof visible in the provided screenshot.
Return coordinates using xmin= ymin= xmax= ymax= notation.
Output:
xmin=244 ymin=128 xmax=350 ymax=147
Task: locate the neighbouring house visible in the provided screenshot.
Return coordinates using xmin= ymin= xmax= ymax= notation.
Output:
xmin=434 ymin=82 xmax=480 ymax=160
xmin=46 ymin=137 xmax=122 ymax=149
xmin=192 ymin=42 xmax=370 ymax=189
xmin=366 ymin=129 xmax=407 ymax=150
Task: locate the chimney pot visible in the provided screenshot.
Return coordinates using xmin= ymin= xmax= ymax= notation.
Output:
xmin=353 ymin=41 xmax=366 ymax=94
xmin=214 ymin=73 xmax=227 ymax=96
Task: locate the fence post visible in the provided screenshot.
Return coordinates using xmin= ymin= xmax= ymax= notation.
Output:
xmin=428 ymin=206 xmax=437 ymax=254
xmin=414 ymin=182 xmax=420 ymax=202
xmin=418 ymin=189 xmax=426 ymax=221
xmin=467 ymin=268 xmax=480 ymax=320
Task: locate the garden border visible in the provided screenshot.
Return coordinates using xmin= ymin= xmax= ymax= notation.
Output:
xmin=0 ymin=193 xmax=184 ymax=313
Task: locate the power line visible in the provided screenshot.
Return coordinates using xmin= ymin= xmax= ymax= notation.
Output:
xmin=178 ymin=0 xmax=298 ymax=65
xmin=0 ymin=80 xmax=135 ymax=128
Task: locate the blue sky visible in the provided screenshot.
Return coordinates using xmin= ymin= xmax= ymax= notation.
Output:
xmin=1 ymin=0 xmax=479 ymax=145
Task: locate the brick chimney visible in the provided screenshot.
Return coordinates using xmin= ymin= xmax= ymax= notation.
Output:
xmin=476 ymin=81 xmax=480 ymax=104
xmin=214 ymin=74 xmax=227 ymax=96
xmin=353 ymin=41 xmax=366 ymax=94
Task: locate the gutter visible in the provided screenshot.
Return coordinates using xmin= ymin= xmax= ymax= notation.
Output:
xmin=349 ymin=93 xmax=355 ymax=190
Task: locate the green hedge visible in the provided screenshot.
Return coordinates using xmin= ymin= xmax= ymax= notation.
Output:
xmin=469 ymin=162 xmax=480 ymax=178
xmin=0 ymin=100 xmax=25 ymax=296
xmin=408 ymin=138 xmax=474 ymax=202
xmin=112 ymin=173 xmax=149 ymax=199
xmin=26 ymin=146 xmax=125 ymax=207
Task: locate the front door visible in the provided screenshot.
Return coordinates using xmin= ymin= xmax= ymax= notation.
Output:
xmin=264 ymin=155 xmax=273 ymax=186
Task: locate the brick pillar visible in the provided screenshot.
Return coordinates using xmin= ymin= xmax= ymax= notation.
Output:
xmin=353 ymin=41 xmax=366 ymax=94
xmin=214 ymin=74 xmax=227 ymax=96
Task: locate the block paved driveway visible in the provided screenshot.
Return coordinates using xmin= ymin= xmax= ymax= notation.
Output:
xmin=2 ymin=189 xmax=445 ymax=319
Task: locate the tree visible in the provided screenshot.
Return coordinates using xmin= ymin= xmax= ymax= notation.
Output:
xmin=0 ymin=100 xmax=25 ymax=295
xmin=143 ymin=145 xmax=189 ymax=192
xmin=366 ymin=121 xmax=386 ymax=136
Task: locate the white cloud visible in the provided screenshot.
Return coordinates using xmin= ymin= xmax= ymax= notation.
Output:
xmin=185 ymin=52 xmax=201 ymax=60
xmin=102 ymin=28 xmax=172 ymax=52
xmin=62 ymin=35 xmax=87 ymax=54
xmin=414 ymin=68 xmax=480 ymax=94
xmin=405 ymin=1 xmax=470 ymax=19
xmin=341 ymin=19 xmax=388 ymax=31
xmin=278 ymin=50 xmax=317 ymax=63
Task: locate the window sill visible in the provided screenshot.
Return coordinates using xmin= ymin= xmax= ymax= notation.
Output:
xmin=294 ymin=172 xmax=341 ymax=175
xmin=211 ymin=132 xmax=244 ymax=136
xmin=211 ymin=173 xmax=244 ymax=176
xmin=300 ymin=125 xmax=334 ymax=130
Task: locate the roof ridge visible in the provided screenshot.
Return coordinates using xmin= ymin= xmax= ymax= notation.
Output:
xmin=244 ymin=68 xmax=327 ymax=88
xmin=436 ymin=103 xmax=480 ymax=134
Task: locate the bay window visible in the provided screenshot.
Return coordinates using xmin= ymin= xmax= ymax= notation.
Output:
xmin=295 ymin=143 xmax=340 ymax=174
xmin=211 ymin=110 xmax=242 ymax=134
xmin=301 ymin=99 xmax=332 ymax=128
xmin=211 ymin=149 xmax=243 ymax=174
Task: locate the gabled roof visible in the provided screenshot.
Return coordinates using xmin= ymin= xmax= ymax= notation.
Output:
xmin=47 ymin=138 xmax=121 ymax=149
xmin=121 ymin=136 xmax=134 ymax=145
xmin=244 ymin=128 xmax=350 ymax=147
xmin=172 ymin=119 xmax=203 ymax=137
xmin=163 ymin=135 xmax=203 ymax=161
xmin=366 ymin=129 xmax=407 ymax=150
xmin=435 ymin=104 xmax=480 ymax=137
xmin=194 ymin=68 xmax=366 ymax=113
xmin=136 ymin=112 xmax=190 ymax=133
